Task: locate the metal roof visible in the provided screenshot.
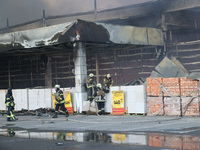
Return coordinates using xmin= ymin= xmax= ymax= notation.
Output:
xmin=0 ymin=19 xmax=164 ymax=53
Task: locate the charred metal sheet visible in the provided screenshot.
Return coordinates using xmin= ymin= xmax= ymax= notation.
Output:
xmin=171 ymin=57 xmax=189 ymax=74
xmin=0 ymin=19 xmax=164 ymax=53
xmin=96 ymin=22 xmax=164 ymax=46
xmin=0 ymin=21 xmax=75 ymax=52
xmin=147 ymin=28 xmax=164 ymax=46
xmin=155 ymin=56 xmax=189 ymax=78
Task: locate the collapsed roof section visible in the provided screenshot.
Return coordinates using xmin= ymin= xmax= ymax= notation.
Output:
xmin=0 ymin=19 xmax=164 ymax=53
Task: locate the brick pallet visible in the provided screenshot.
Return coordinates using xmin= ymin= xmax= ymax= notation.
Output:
xmin=147 ymin=77 xmax=200 ymax=116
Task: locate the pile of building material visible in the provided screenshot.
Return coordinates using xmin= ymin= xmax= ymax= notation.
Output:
xmin=147 ymin=77 xmax=200 ymax=116
xmin=147 ymin=56 xmax=200 ymax=116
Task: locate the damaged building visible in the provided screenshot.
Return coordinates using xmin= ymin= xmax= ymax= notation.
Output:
xmin=0 ymin=0 xmax=200 ymax=89
xmin=0 ymin=0 xmax=200 ymax=114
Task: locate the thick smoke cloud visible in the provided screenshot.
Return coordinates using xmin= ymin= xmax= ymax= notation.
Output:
xmin=0 ymin=0 xmax=152 ymax=28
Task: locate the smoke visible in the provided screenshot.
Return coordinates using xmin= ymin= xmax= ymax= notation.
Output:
xmin=0 ymin=0 xmax=152 ymax=29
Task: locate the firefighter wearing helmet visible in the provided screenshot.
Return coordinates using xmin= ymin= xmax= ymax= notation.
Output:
xmin=52 ymin=84 xmax=69 ymax=118
xmin=94 ymin=83 xmax=106 ymax=115
xmin=103 ymin=74 xmax=113 ymax=93
xmin=86 ymin=73 xmax=96 ymax=101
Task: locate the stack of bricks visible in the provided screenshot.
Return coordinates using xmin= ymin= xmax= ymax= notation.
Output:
xmin=182 ymin=97 xmax=199 ymax=116
xmin=164 ymin=97 xmax=181 ymax=116
xmin=146 ymin=78 xmax=163 ymax=116
xmin=146 ymin=77 xmax=200 ymax=116
xmin=180 ymin=77 xmax=198 ymax=97
xmin=162 ymin=78 xmax=180 ymax=97
xmin=162 ymin=78 xmax=181 ymax=116
xmin=146 ymin=78 xmax=163 ymax=97
xmin=147 ymin=97 xmax=164 ymax=116
xmin=180 ymin=77 xmax=199 ymax=116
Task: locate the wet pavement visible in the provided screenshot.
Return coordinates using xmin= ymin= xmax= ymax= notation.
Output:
xmin=1 ymin=115 xmax=200 ymax=150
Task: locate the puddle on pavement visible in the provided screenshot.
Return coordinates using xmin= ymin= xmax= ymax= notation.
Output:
xmin=0 ymin=128 xmax=200 ymax=150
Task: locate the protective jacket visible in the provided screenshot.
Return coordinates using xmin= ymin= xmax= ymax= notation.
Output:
xmin=86 ymin=77 xmax=96 ymax=89
xmin=55 ymin=89 xmax=65 ymax=104
xmin=5 ymin=89 xmax=15 ymax=108
xmin=103 ymin=77 xmax=113 ymax=88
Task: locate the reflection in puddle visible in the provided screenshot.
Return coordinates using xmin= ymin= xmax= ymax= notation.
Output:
xmin=0 ymin=129 xmax=200 ymax=150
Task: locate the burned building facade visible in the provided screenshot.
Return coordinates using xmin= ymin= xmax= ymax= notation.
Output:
xmin=0 ymin=0 xmax=200 ymax=89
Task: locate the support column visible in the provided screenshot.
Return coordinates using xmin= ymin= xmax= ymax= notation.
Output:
xmin=45 ymin=57 xmax=52 ymax=87
xmin=8 ymin=61 xmax=11 ymax=88
xmin=95 ymin=54 xmax=99 ymax=84
xmin=162 ymin=14 xmax=167 ymax=55
xmin=73 ymin=42 xmax=87 ymax=113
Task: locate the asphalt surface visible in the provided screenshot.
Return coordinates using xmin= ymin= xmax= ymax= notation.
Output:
xmin=1 ymin=114 xmax=200 ymax=150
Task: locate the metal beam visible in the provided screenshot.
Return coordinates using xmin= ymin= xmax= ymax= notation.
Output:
xmin=164 ymin=0 xmax=200 ymax=13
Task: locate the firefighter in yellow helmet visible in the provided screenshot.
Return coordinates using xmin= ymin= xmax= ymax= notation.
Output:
xmin=86 ymin=73 xmax=96 ymax=101
xmin=103 ymin=74 xmax=113 ymax=93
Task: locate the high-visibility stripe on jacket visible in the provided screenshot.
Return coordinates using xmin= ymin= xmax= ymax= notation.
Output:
xmin=5 ymin=95 xmax=14 ymax=107
xmin=56 ymin=90 xmax=65 ymax=104
xmin=103 ymin=77 xmax=113 ymax=88
xmin=86 ymin=77 xmax=96 ymax=89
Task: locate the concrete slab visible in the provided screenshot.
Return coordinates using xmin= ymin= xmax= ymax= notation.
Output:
xmin=0 ymin=115 xmax=200 ymax=134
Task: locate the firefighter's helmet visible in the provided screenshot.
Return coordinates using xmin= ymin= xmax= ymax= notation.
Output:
xmin=55 ymin=84 xmax=60 ymax=88
xmin=107 ymin=74 xmax=111 ymax=78
xmin=89 ymin=73 xmax=94 ymax=77
xmin=97 ymin=83 xmax=102 ymax=89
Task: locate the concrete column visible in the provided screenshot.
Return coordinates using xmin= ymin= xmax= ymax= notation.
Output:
xmin=8 ymin=61 xmax=11 ymax=88
xmin=45 ymin=57 xmax=52 ymax=87
xmin=95 ymin=54 xmax=99 ymax=84
xmin=162 ymin=14 xmax=167 ymax=55
xmin=73 ymin=42 xmax=87 ymax=113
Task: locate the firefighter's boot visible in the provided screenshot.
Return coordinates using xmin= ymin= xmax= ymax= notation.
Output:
xmin=65 ymin=111 xmax=69 ymax=117
xmin=13 ymin=116 xmax=18 ymax=121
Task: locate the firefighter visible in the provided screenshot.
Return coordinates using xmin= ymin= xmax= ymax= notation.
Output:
xmin=95 ymin=83 xmax=106 ymax=115
xmin=103 ymin=74 xmax=113 ymax=93
xmin=86 ymin=73 xmax=96 ymax=101
xmin=5 ymin=88 xmax=18 ymax=121
xmin=52 ymin=84 xmax=69 ymax=118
